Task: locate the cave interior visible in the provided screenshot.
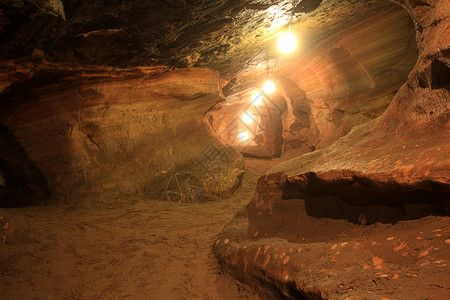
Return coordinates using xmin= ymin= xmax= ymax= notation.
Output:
xmin=0 ymin=0 xmax=449 ymax=299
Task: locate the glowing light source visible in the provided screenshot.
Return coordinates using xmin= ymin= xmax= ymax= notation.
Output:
xmin=278 ymin=31 xmax=296 ymax=54
xmin=242 ymin=112 xmax=253 ymax=124
xmin=252 ymin=92 xmax=263 ymax=106
xmin=263 ymin=79 xmax=275 ymax=94
xmin=239 ymin=131 xmax=249 ymax=141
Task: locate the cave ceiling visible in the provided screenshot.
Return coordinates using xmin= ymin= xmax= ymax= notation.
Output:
xmin=0 ymin=0 xmax=397 ymax=79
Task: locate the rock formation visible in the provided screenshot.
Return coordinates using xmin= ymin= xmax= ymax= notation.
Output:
xmin=207 ymin=7 xmax=418 ymax=158
xmin=214 ymin=0 xmax=449 ymax=298
xmin=0 ymin=0 xmax=448 ymax=298
xmin=0 ymin=67 xmax=244 ymax=206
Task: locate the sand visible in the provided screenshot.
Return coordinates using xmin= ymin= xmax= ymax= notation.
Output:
xmin=0 ymin=156 xmax=449 ymax=299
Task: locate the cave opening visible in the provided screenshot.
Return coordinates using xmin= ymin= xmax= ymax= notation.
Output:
xmin=0 ymin=0 xmax=449 ymax=299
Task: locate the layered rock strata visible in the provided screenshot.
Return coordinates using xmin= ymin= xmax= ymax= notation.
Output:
xmin=207 ymin=7 xmax=418 ymax=158
xmin=0 ymin=67 xmax=243 ymax=206
xmin=214 ymin=0 xmax=449 ymax=298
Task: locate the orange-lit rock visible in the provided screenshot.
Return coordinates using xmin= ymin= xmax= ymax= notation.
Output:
xmin=0 ymin=67 xmax=243 ymax=206
xmin=208 ymin=7 xmax=418 ymax=158
xmin=215 ymin=0 xmax=449 ymax=298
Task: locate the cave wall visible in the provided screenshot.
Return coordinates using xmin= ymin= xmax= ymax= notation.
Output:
xmin=279 ymin=6 xmax=418 ymax=149
xmin=248 ymin=0 xmax=449 ymax=227
xmin=0 ymin=67 xmax=243 ymax=206
xmin=214 ymin=0 xmax=449 ymax=298
xmin=207 ymin=6 xmax=418 ymax=157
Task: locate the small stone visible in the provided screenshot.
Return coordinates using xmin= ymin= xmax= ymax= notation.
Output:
xmin=445 ymin=239 xmax=450 ymax=244
xmin=393 ymin=242 xmax=407 ymax=252
xmin=435 ymin=234 xmax=442 ymax=237
xmin=392 ymin=274 xmax=399 ymax=279
xmin=402 ymin=251 xmax=409 ymax=257
xmin=434 ymin=259 xmax=446 ymax=264
xmin=373 ymin=256 xmax=384 ymax=266
xmin=331 ymin=244 xmax=338 ymax=250
xmin=223 ymin=239 xmax=229 ymax=245
xmin=282 ymin=270 xmax=289 ymax=283
xmin=379 ymin=274 xmax=389 ymax=278
xmin=418 ymin=250 xmax=429 ymax=258
xmin=283 ymin=256 xmax=290 ymax=265
xmin=420 ymin=261 xmax=430 ymax=266
xmin=387 ymin=237 xmax=394 ymax=241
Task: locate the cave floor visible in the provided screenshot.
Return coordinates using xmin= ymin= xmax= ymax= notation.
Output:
xmin=0 ymin=156 xmax=449 ymax=299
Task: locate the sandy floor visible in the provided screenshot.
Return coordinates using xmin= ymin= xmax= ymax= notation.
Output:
xmin=0 ymin=159 xmax=273 ymax=299
xmin=1 ymin=156 xmax=449 ymax=299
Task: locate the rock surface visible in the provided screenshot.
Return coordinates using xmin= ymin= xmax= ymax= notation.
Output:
xmin=0 ymin=0 xmax=396 ymax=78
xmin=0 ymin=67 xmax=244 ymax=206
xmin=207 ymin=6 xmax=418 ymax=158
xmin=214 ymin=0 xmax=449 ymax=298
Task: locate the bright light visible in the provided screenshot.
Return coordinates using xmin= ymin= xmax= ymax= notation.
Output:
xmin=278 ymin=31 xmax=296 ymax=54
xmin=252 ymin=92 xmax=263 ymax=106
xmin=241 ymin=112 xmax=253 ymax=124
xmin=239 ymin=131 xmax=249 ymax=141
xmin=263 ymin=79 xmax=275 ymax=94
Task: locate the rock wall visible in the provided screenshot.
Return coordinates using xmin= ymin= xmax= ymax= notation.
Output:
xmin=207 ymin=7 xmax=418 ymax=158
xmin=260 ymin=0 xmax=450 ymax=213
xmin=0 ymin=67 xmax=243 ymax=207
xmin=215 ymin=0 xmax=449 ymax=298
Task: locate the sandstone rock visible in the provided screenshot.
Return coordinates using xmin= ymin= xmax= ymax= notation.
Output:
xmin=215 ymin=0 xmax=449 ymax=297
xmin=207 ymin=7 xmax=418 ymax=158
xmin=206 ymin=93 xmax=286 ymax=158
xmin=0 ymin=67 xmax=244 ymax=206
xmin=1 ymin=0 xmax=396 ymax=79
xmin=0 ymin=0 xmax=66 ymax=60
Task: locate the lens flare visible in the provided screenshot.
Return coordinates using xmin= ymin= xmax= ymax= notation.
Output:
xmin=263 ymin=79 xmax=275 ymax=94
xmin=252 ymin=92 xmax=263 ymax=106
xmin=239 ymin=131 xmax=249 ymax=141
xmin=278 ymin=31 xmax=296 ymax=54
xmin=242 ymin=112 xmax=253 ymax=124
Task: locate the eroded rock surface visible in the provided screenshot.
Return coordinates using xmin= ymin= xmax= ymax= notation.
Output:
xmin=207 ymin=6 xmax=418 ymax=158
xmin=0 ymin=0 xmax=396 ymax=78
xmin=214 ymin=0 xmax=449 ymax=298
xmin=0 ymin=67 xmax=244 ymax=206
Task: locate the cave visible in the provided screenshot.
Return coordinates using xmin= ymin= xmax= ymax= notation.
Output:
xmin=0 ymin=0 xmax=449 ymax=299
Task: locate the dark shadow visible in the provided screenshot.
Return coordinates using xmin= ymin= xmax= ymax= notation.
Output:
xmin=291 ymin=0 xmax=323 ymax=14
xmin=282 ymin=173 xmax=450 ymax=225
xmin=0 ymin=124 xmax=50 ymax=207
